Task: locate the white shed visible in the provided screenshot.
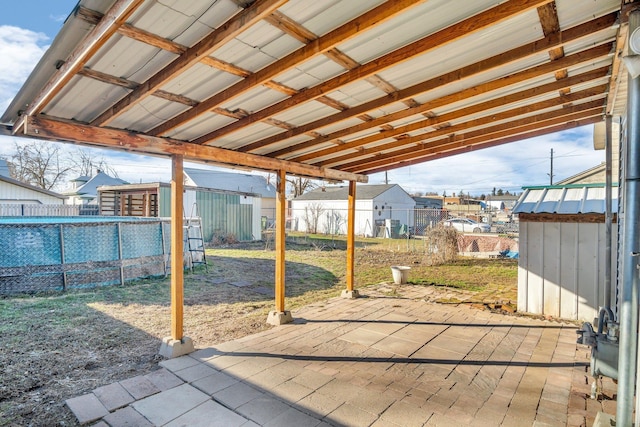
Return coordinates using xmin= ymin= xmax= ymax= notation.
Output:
xmin=0 ymin=174 xmax=70 ymax=216
xmin=513 ymin=185 xmax=617 ymax=322
xmin=291 ymin=184 xmax=415 ymax=237
xmin=0 ymin=174 xmax=66 ymax=205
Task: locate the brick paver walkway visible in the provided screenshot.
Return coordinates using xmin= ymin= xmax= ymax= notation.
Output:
xmin=67 ymin=284 xmax=614 ymax=426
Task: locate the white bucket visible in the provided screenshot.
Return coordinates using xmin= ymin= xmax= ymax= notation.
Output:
xmin=390 ymin=265 xmax=411 ymax=284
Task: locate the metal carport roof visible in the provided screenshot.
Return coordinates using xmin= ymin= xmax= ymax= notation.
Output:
xmin=0 ymin=0 xmax=632 ymax=181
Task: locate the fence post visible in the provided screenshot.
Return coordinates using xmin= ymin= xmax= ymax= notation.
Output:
xmin=117 ymin=222 xmax=124 ymax=285
xmin=161 ymin=221 xmax=168 ymax=276
xmin=406 ymin=209 xmax=410 ymax=251
xmin=59 ymin=224 xmax=67 ymax=291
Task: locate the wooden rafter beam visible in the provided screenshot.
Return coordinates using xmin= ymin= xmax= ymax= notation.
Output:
xmin=310 ymin=84 xmax=608 ymax=167
xmin=21 ymin=116 xmax=368 ymax=183
xmin=80 ymin=5 xmax=411 ymax=129
xmin=607 ymin=19 xmax=628 ymax=114
xmin=193 ymin=0 xmax=554 ymax=145
xmin=537 ymin=2 xmax=565 ymax=61
xmin=346 ymin=109 xmax=602 ymax=173
xmin=359 ymin=116 xmax=602 ymax=175
xmin=238 ymin=13 xmax=617 ymax=154
xmin=91 ymin=0 xmax=288 ymax=127
xmin=77 ymin=68 xmax=198 ymax=106
xmin=78 ymin=6 xmax=305 ymax=90
xmin=341 ymin=103 xmax=604 ymax=172
xmin=281 ymin=46 xmax=612 ymax=162
xmin=319 ymin=88 xmax=607 ymax=168
xmin=149 ymin=0 xmax=425 ymax=137
xmin=12 ymin=0 xmax=145 ymax=133
xmin=264 ymin=10 xmax=316 ymax=43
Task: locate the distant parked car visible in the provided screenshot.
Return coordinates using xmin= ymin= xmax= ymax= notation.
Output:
xmin=442 ymin=218 xmax=491 ymax=233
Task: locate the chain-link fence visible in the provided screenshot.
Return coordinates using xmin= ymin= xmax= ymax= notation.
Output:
xmin=0 ymin=217 xmax=167 ymax=294
xmin=286 ymin=207 xmax=452 ymax=237
xmin=281 ymin=207 xmax=518 ymax=256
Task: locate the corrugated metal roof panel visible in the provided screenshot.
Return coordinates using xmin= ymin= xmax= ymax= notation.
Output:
xmin=274 ymin=101 xmax=338 ymax=126
xmin=294 ymin=0 xmax=385 ymax=37
xmin=221 ymin=85 xmax=288 ymax=113
xmin=211 ymin=39 xmax=277 ymax=73
xmin=513 ymin=185 xmax=618 ymax=214
xmin=327 ymin=81 xmax=387 ymax=107
xmin=315 ymin=117 xmax=371 ymax=137
xmin=129 ymin=0 xmax=240 ymax=46
xmin=278 ymin=55 xmax=347 ymax=90
xmin=2 ymin=0 xmax=622 ymax=181
xmin=340 ymin=0 xmax=502 ymax=64
xmin=168 ymin=112 xmax=236 ymax=141
xmin=184 ymin=167 xmax=275 ymax=197
xmin=161 ymin=63 xmax=243 ymax=101
xmin=109 ymin=99 xmax=189 ymax=133
xmin=44 ymin=76 xmax=127 ymax=121
xmin=159 ymin=69 xmax=226 ymax=104
xmin=377 ymin=13 xmax=544 ymax=90
xmin=254 ymin=135 xmax=313 ymax=156
xmin=218 ymin=122 xmax=287 ymax=149
xmin=295 ymin=184 xmax=402 ymax=201
xmin=556 ymin=0 xmax=619 ymax=29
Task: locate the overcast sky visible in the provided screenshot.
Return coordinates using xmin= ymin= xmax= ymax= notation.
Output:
xmin=0 ymin=1 xmax=606 ymax=195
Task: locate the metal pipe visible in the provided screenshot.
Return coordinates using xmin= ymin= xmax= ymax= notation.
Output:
xmin=604 ymin=115 xmax=612 ymax=311
xmin=619 ymin=11 xmax=640 ymax=425
xmin=597 ymin=306 xmax=614 ymax=335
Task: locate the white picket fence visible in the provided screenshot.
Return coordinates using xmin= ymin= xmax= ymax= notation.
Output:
xmin=0 ymin=204 xmax=82 ymax=216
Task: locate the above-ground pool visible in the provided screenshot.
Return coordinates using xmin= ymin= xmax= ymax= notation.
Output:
xmin=0 ymin=216 xmax=170 ymax=294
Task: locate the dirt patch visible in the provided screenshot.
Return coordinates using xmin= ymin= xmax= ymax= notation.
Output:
xmin=0 ymin=242 xmax=517 ymax=426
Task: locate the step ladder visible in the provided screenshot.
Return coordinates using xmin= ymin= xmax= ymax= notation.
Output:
xmin=184 ymin=217 xmax=207 ymax=272
xmin=162 ymin=204 xmax=208 ymax=275
xmin=184 ymin=203 xmax=207 ymax=272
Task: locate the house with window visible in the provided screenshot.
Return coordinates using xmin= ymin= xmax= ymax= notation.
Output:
xmin=291 ymin=184 xmax=415 ymax=237
xmin=64 ymin=170 xmax=128 ymax=210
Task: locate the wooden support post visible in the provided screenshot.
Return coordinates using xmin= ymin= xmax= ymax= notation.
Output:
xmin=267 ymin=169 xmax=293 ymax=325
xmin=342 ymin=181 xmax=360 ymax=299
xmin=170 ymin=155 xmax=184 ymax=340
xmin=159 ymin=154 xmax=194 ymax=357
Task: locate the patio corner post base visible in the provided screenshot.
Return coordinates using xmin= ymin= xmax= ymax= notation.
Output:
xmin=592 ymin=412 xmax=615 ymax=427
xmin=341 ymin=289 xmax=360 ymax=299
xmin=267 ymin=310 xmax=293 ymax=325
xmin=159 ymin=336 xmax=194 ymax=358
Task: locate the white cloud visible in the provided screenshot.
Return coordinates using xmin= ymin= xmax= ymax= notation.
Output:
xmin=49 ymin=14 xmax=68 ymax=23
xmin=0 ymin=25 xmax=49 ymax=113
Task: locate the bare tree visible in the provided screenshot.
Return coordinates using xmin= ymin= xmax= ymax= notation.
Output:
xmin=9 ymin=142 xmax=72 ymax=190
xmin=287 ymin=176 xmax=317 ymax=197
xmin=323 ymin=210 xmax=346 ymax=235
xmin=71 ymin=148 xmax=119 ymax=178
xmin=303 ymin=203 xmax=324 ymax=234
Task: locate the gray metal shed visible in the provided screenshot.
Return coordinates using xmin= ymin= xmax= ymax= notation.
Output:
xmin=513 ymin=184 xmax=618 ymax=321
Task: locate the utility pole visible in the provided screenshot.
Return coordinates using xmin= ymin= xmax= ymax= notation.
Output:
xmin=384 ymin=171 xmax=389 ymax=184
xmin=548 ymin=148 xmax=554 ymax=185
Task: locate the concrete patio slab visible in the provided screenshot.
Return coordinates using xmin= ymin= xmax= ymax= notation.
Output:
xmin=92 ymin=382 xmax=135 ymax=411
xmin=119 ymin=375 xmax=161 ymax=401
xmin=66 ymin=283 xmax=603 ymax=426
xmin=65 ymin=393 xmax=109 ymax=424
xmin=163 ymin=400 xmax=248 ymax=427
xmin=131 ymin=383 xmax=209 ymax=425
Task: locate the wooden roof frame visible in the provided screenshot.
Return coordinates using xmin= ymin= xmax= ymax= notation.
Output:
xmin=2 ymin=0 xmax=629 ymax=183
